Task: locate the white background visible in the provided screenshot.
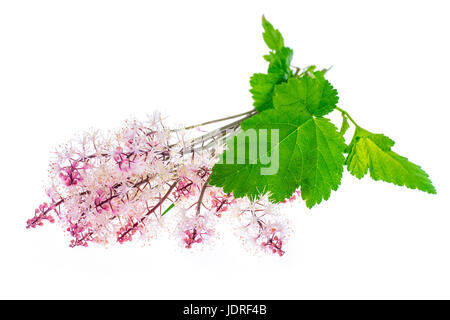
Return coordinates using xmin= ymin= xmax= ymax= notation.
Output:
xmin=1 ymin=0 xmax=449 ymax=299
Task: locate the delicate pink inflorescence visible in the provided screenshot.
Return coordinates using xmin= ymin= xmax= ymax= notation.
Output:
xmin=27 ymin=203 xmax=56 ymax=229
xmin=28 ymin=113 xmax=294 ymax=256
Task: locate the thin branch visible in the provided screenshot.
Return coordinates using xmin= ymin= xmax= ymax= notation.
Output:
xmin=177 ymin=109 xmax=256 ymax=131
xmin=196 ymin=176 xmax=210 ymax=216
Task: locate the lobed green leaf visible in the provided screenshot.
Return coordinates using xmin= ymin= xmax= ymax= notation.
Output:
xmin=346 ymin=128 xmax=436 ymax=194
xmin=210 ymin=107 xmax=346 ymax=207
xmin=273 ymin=77 xmax=339 ymax=117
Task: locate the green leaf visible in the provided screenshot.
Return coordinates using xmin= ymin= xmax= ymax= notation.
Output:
xmin=249 ymin=73 xmax=286 ymax=112
xmin=248 ymin=18 xmax=292 ymax=112
xmin=260 ymin=17 xmax=293 ymax=77
xmin=346 ymin=127 xmax=436 ymax=194
xmin=273 ymin=76 xmax=339 ymax=117
xmin=310 ymin=69 xmax=327 ymax=80
xmin=161 ymin=203 xmax=175 ymax=216
xmin=210 ymin=107 xmax=346 ymax=208
xmin=262 ymin=16 xmax=284 ymax=51
xmin=340 ymin=114 xmax=350 ymax=135
xmin=264 ymin=47 xmax=293 ymax=76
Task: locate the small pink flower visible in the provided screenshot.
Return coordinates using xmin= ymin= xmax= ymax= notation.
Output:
xmin=27 ymin=202 xmax=55 ymax=229
xmin=283 ymin=190 xmax=301 ymax=203
xmin=59 ymin=161 xmax=83 ymax=186
xmin=117 ymin=222 xmax=139 ymax=244
xmin=113 ymin=147 xmax=135 ymax=172
xmin=210 ymin=191 xmax=235 ymax=216
xmin=183 ymin=228 xmax=205 ymax=249
xmin=174 ymin=178 xmax=196 ymax=199
xmin=261 ymin=228 xmax=285 ymax=256
xmin=94 ymin=190 xmax=109 ymax=213
xmin=67 ymin=221 xmax=92 ymax=248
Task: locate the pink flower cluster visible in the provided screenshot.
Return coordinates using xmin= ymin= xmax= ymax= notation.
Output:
xmin=59 ymin=161 xmax=84 ymax=186
xmin=183 ymin=228 xmax=205 ymax=248
xmin=113 ymin=147 xmax=135 ymax=172
xmin=26 ymin=203 xmax=57 ymax=229
xmin=67 ymin=221 xmax=91 ymax=248
xmin=117 ymin=222 xmax=140 ymax=244
xmin=28 ymin=113 xmax=294 ymax=256
xmin=229 ymin=195 xmax=290 ymax=256
xmin=261 ymin=227 xmax=285 ymax=256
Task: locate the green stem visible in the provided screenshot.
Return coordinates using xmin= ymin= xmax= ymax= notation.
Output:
xmin=335 ymin=106 xmax=359 ymax=128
